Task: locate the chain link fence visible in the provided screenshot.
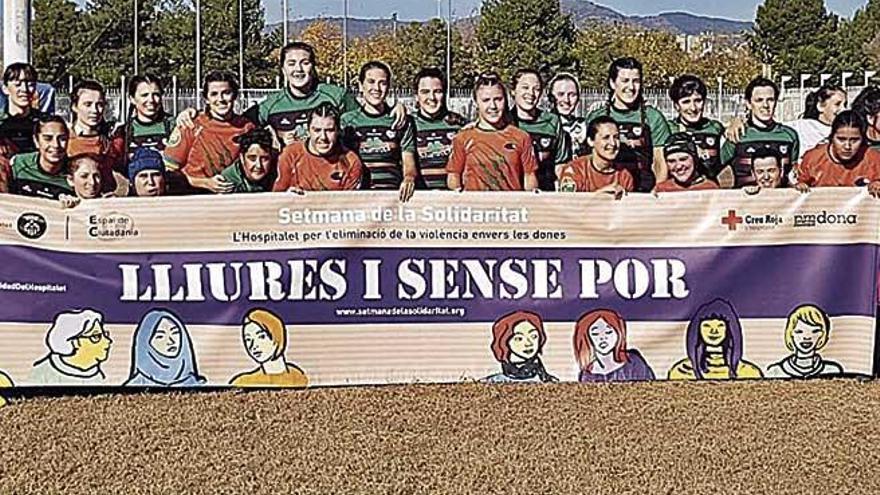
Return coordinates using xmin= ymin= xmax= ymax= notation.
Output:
xmin=53 ymin=86 xmax=870 ymax=125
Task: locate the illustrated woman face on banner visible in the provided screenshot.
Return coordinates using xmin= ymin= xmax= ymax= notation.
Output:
xmin=243 ymin=320 xmax=280 ymax=364
xmin=507 ymin=320 xmax=541 ymax=363
xmin=588 ymin=317 xmax=620 ymax=356
xmin=150 ymin=316 xmax=182 ymax=358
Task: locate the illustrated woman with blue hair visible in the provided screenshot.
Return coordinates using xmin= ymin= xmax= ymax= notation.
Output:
xmin=125 ymin=309 xmax=206 ymax=387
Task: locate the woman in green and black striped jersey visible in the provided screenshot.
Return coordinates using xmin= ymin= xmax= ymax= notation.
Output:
xmin=340 ymin=61 xmax=417 ymax=202
xmin=411 ymin=68 xmax=466 ymax=190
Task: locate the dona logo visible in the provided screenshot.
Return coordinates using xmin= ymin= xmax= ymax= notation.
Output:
xmin=793 ymin=210 xmax=858 ymax=228
xmin=16 ymin=212 xmax=47 ymax=239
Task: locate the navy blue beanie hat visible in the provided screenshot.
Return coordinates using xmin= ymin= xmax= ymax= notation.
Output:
xmin=127 ymin=148 xmax=165 ymax=182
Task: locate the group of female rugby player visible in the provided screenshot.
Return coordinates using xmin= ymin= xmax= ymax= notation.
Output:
xmin=2 ymin=41 xmax=880 ymax=206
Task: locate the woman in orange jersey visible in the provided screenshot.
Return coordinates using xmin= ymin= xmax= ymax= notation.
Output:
xmin=556 ymin=116 xmax=633 ymax=198
xmin=796 ymin=110 xmax=880 ymax=197
xmin=653 ymin=133 xmax=718 ymax=193
xmin=446 ymin=72 xmax=539 ymax=192
xmin=67 ymin=80 xmax=125 ymax=193
xmin=162 ymin=71 xmax=255 ymax=194
xmin=273 ymin=102 xmax=363 ymax=192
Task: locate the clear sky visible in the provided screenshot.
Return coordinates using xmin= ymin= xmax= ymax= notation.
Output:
xmin=264 ymin=0 xmax=868 ymax=23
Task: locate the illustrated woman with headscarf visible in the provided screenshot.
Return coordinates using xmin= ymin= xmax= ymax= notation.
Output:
xmin=125 ymin=309 xmax=206 ymax=387
xmin=766 ymin=304 xmax=843 ymax=378
xmin=668 ymin=298 xmax=763 ymax=380
xmin=483 ymin=310 xmax=557 ymax=383
xmin=229 ymin=309 xmax=308 ymax=388
xmin=573 ymin=309 xmax=655 ymax=383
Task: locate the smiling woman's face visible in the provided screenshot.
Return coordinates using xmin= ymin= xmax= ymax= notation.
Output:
xmin=792 ymin=320 xmax=824 ymax=355
xmin=700 ymin=319 xmax=727 ymax=347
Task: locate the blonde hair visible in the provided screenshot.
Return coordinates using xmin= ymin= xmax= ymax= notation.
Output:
xmin=784 ymin=304 xmax=830 ymax=352
xmin=244 ymin=309 xmax=287 ymax=360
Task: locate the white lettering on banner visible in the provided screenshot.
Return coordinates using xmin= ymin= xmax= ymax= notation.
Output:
xmin=277 ymin=206 xmax=530 ymax=225
xmin=579 ymin=259 xmax=689 ymax=300
xmin=119 ymin=260 xmax=349 ymax=302
xmin=396 ymin=258 xmax=564 ymax=301
xmin=119 ymin=258 xmax=687 ymax=303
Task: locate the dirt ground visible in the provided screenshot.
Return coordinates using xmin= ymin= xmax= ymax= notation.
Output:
xmin=1 ymin=380 xmax=879 ymax=494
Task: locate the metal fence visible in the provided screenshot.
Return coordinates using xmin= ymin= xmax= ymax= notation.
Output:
xmin=53 ymin=86 xmax=872 ymax=125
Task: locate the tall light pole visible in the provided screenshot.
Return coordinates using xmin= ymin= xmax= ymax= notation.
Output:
xmin=134 ymin=0 xmax=139 ymax=73
xmin=446 ymin=0 xmax=452 ymax=95
xmin=195 ymin=0 xmax=202 ymax=93
xmin=343 ymin=0 xmax=349 ymax=89
xmin=3 ymin=0 xmax=31 ymax=64
xmin=239 ymin=0 xmax=245 ymax=88
xmin=282 ymin=0 xmax=288 ymax=44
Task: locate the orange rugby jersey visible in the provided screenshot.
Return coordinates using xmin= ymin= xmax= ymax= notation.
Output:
xmin=445 ymin=124 xmax=538 ymax=191
xmin=557 ymin=157 xmax=635 ymax=192
xmin=273 ymin=141 xmax=363 ymax=191
xmin=163 ymin=114 xmax=255 ymax=178
xmin=797 ymin=144 xmax=880 ymax=187
xmin=67 ymin=131 xmax=126 ymax=191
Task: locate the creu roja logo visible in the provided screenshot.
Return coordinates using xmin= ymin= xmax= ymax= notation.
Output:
xmin=793 ymin=210 xmax=858 ymax=228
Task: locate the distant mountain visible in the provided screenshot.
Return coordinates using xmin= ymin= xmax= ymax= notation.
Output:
xmin=559 ymin=1 xmax=752 ymax=35
xmin=266 ymin=16 xmax=405 ymax=39
xmin=266 ymin=0 xmax=752 ymax=38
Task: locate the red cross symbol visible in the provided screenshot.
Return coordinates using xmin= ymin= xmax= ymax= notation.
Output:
xmin=721 ymin=210 xmax=743 ymax=231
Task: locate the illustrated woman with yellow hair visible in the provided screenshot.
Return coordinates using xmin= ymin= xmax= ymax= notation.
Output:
xmin=0 ymin=370 xmax=12 ymax=407
xmin=229 ymin=309 xmax=308 ymax=388
xmin=766 ymin=304 xmax=843 ymax=378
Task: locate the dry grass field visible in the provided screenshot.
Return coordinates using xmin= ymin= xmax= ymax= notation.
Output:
xmin=1 ymin=380 xmax=879 ymax=494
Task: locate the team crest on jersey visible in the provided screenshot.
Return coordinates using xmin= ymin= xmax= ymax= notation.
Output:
xmin=558 ymin=177 xmax=577 ymax=192
xmin=540 ymin=137 xmax=552 ymax=148
xmin=385 ymin=130 xmax=396 ymax=140
xmin=280 ymin=118 xmax=292 ymax=126
xmin=780 ymin=145 xmax=789 ymax=154
xmin=633 ymin=127 xmax=643 ymax=137
xmin=746 ymin=146 xmax=756 ymax=154
xmin=446 ymin=132 xmax=456 ymax=141
xmin=706 ymin=137 xmax=716 ymax=146
xmin=166 ymin=128 xmax=182 ymax=147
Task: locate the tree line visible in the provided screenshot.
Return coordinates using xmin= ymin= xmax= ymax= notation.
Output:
xmin=27 ymin=0 xmax=880 ymax=91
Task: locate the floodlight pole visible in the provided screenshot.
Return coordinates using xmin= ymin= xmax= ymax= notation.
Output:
xmin=134 ymin=0 xmax=139 ymax=74
xmin=239 ymin=0 xmax=245 ymax=88
xmin=195 ymin=0 xmax=202 ymax=92
xmin=3 ymin=0 xmax=32 ymax=64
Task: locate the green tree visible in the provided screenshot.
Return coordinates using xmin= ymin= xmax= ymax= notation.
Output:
xmin=831 ymin=0 xmax=880 ymax=73
xmin=32 ymin=0 xmax=85 ymax=85
xmin=199 ymin=0 xmax=274 ymax=87
xmin=572 ymin=22 xmax=688 ymax=88
xmin=475 ymin=0 xmax=575 ymax=81
xmin=395 ymin=19 xmax=476 ymax=90
xmin=750 ymin=0 xmax=837 ymax=75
